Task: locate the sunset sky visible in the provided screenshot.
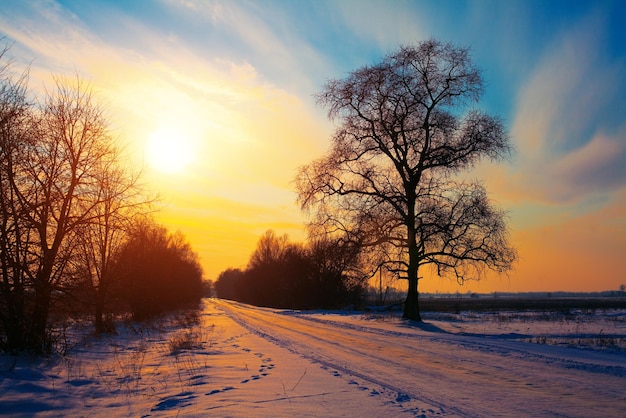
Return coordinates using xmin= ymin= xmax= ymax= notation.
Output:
xmin=1 ymin=0 xmax=624 ymax=294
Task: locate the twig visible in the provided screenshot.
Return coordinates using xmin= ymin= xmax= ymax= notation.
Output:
xmin=291 ymin=369 xmax=307 ymax=391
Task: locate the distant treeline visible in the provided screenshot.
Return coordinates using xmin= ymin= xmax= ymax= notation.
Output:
xmin=214 ymin=230 xmax=367 ymax=309
xmin=418 ymin=295 xmax=626 ymax=313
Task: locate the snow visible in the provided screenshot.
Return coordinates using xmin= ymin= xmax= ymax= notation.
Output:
xmin=1 ymin=299 xmax=625 ymax=417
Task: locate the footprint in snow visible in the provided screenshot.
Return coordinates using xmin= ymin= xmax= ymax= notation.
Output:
xmin=396 ymin=393 xmax=411 ymax=403
xmin=152 ymin=392 xmax=196 ymax=411
xmin=206 ymin=386 xmax=235 ymax=396
xmin=348 ymin=379 xmax=369 ymax=392
xmin=187 ymin=375 xmax=207 ymax=386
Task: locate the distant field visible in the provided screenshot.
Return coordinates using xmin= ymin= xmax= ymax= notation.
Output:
xmin=418 ymin=296 xmax=626 ymax=313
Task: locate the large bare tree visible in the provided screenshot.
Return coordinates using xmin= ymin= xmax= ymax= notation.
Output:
xmin=22 ymin=78 xmax=119 ymax=350
xmin=296 ymin=40 xmax=516 ymax=321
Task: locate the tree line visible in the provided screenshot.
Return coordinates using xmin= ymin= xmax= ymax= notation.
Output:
xmin=215 ymin=230 xmax=367 ymax=309
xmin=0 ymin=43 xmax=204 ymax=354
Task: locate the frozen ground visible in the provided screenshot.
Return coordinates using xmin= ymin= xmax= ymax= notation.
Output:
xmin=1 ymin=298 xmax=625 ymax=417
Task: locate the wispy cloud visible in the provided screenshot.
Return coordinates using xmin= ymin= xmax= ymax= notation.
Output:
xmin=510 ymin=12 xmax=626 ymax=204
xmin=333 ymin=0 xmax=426 ymax=50
xmin=550 ymin=132 xmax=626 ymax=200
xmin=161 ymin=0 xmax=336 ymax=96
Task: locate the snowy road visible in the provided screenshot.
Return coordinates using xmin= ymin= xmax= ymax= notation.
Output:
xmin=1 ymin=299 xmax=624 ymax=417
xmin=213 ymin=299 xmax=626 ymax=417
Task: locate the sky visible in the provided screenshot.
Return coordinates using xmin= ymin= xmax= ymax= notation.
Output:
xmin=1 ymin=0 xmax=625 ymax=294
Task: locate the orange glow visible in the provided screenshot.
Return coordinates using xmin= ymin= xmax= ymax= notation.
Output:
xmin=419 ymin=195 xmax=626 ymax=294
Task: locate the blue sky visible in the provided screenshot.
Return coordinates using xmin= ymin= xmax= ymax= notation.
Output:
xmin=1 ymin=0 xmax=625 ymax=292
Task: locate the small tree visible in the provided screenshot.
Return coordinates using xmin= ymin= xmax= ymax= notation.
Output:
xmin=71 ymin=156 xmax=148 ymax=334
xmin=297 ymin=39 xmax=516 ymax=321
xmin=243 ymin=230 xmax=304 ymax=307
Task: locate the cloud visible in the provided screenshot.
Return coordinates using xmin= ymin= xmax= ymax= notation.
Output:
xmin=0 ymin=1 xmax=104 ymax=76
xmin=164 ymin=0 xmax=224 ymax=22
xmin=160 ymin=0 xmax=336 ymax=96
xmin=509 ymin=12 xmax=626 ymax=204
xmin=333 ymin=0 xmax=426 ymax=50
xmin=550 ymin=132 xmax=626 ymax=200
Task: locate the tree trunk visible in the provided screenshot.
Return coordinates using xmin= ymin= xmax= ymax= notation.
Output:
xmin=2 ymin=293 xmax=25 ymax=353
xmin=403 ymin=276 xmax=421 ymax=321
xmin=28 ymin=281 xmax=51 ymax=353
xmin=94 ymin=296 xmax=104 ymax=335
xmin=1 ymin=263 xmax=25 ymax=352
xmin=94 ymin=285 xmax=113 ymax=334
xmin=403 ymin=219 xmax=422 ymax=321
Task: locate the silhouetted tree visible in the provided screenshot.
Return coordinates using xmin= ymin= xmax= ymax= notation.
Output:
xmin=70 ymin=156 xmax=148 ymax=334
xmin=29 ymin=77 xmax=124 ymax=351
xmin=214 ymin=268 xmax=244 ymax=300
xmin=247 ymin=230 xmax=289 ymax=271
xmin=296 ymin=40 xmax=516 ymax=321
xmin=242 ymin=230 xmax=299 ymax=307
xmin=0 ymin=42 xmax=31 ymax=353
xmin=307 ymin=236 xmax=366 ymax=308
xmin=114 ymin=219 xmax=203 ymax=320
xmin=0 ymin=42 xmax=202 ymax=353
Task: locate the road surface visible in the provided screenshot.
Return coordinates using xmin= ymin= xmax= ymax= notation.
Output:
xmin=213 ymin=299 xmax=626 ymax=417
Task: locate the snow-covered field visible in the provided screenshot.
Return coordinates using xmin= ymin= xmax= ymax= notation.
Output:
xmin=1 ymin=299 xmax=625 ymax=417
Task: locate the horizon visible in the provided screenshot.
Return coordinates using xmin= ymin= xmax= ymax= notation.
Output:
xmin=1 ymin=0 xmax=624 ymax=294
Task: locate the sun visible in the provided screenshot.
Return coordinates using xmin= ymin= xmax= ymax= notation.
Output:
xmin=145 ymin=126 xmax=194 ymax=174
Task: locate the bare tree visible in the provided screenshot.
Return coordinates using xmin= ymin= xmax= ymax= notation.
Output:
xmin=71 ymin=152 xmax=148 ymax=334
xmin=247 ymin=229 xmax=290 ymax=271
xmin=307 ymin=235 xmax=366 ymax=308
xmin=26 ymin=77 xmax=119 ymax=350
xmin=296 ymin=40 xmax=516 ymax=321
xmin=0 ymin=42 xmax=31 ymax=352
